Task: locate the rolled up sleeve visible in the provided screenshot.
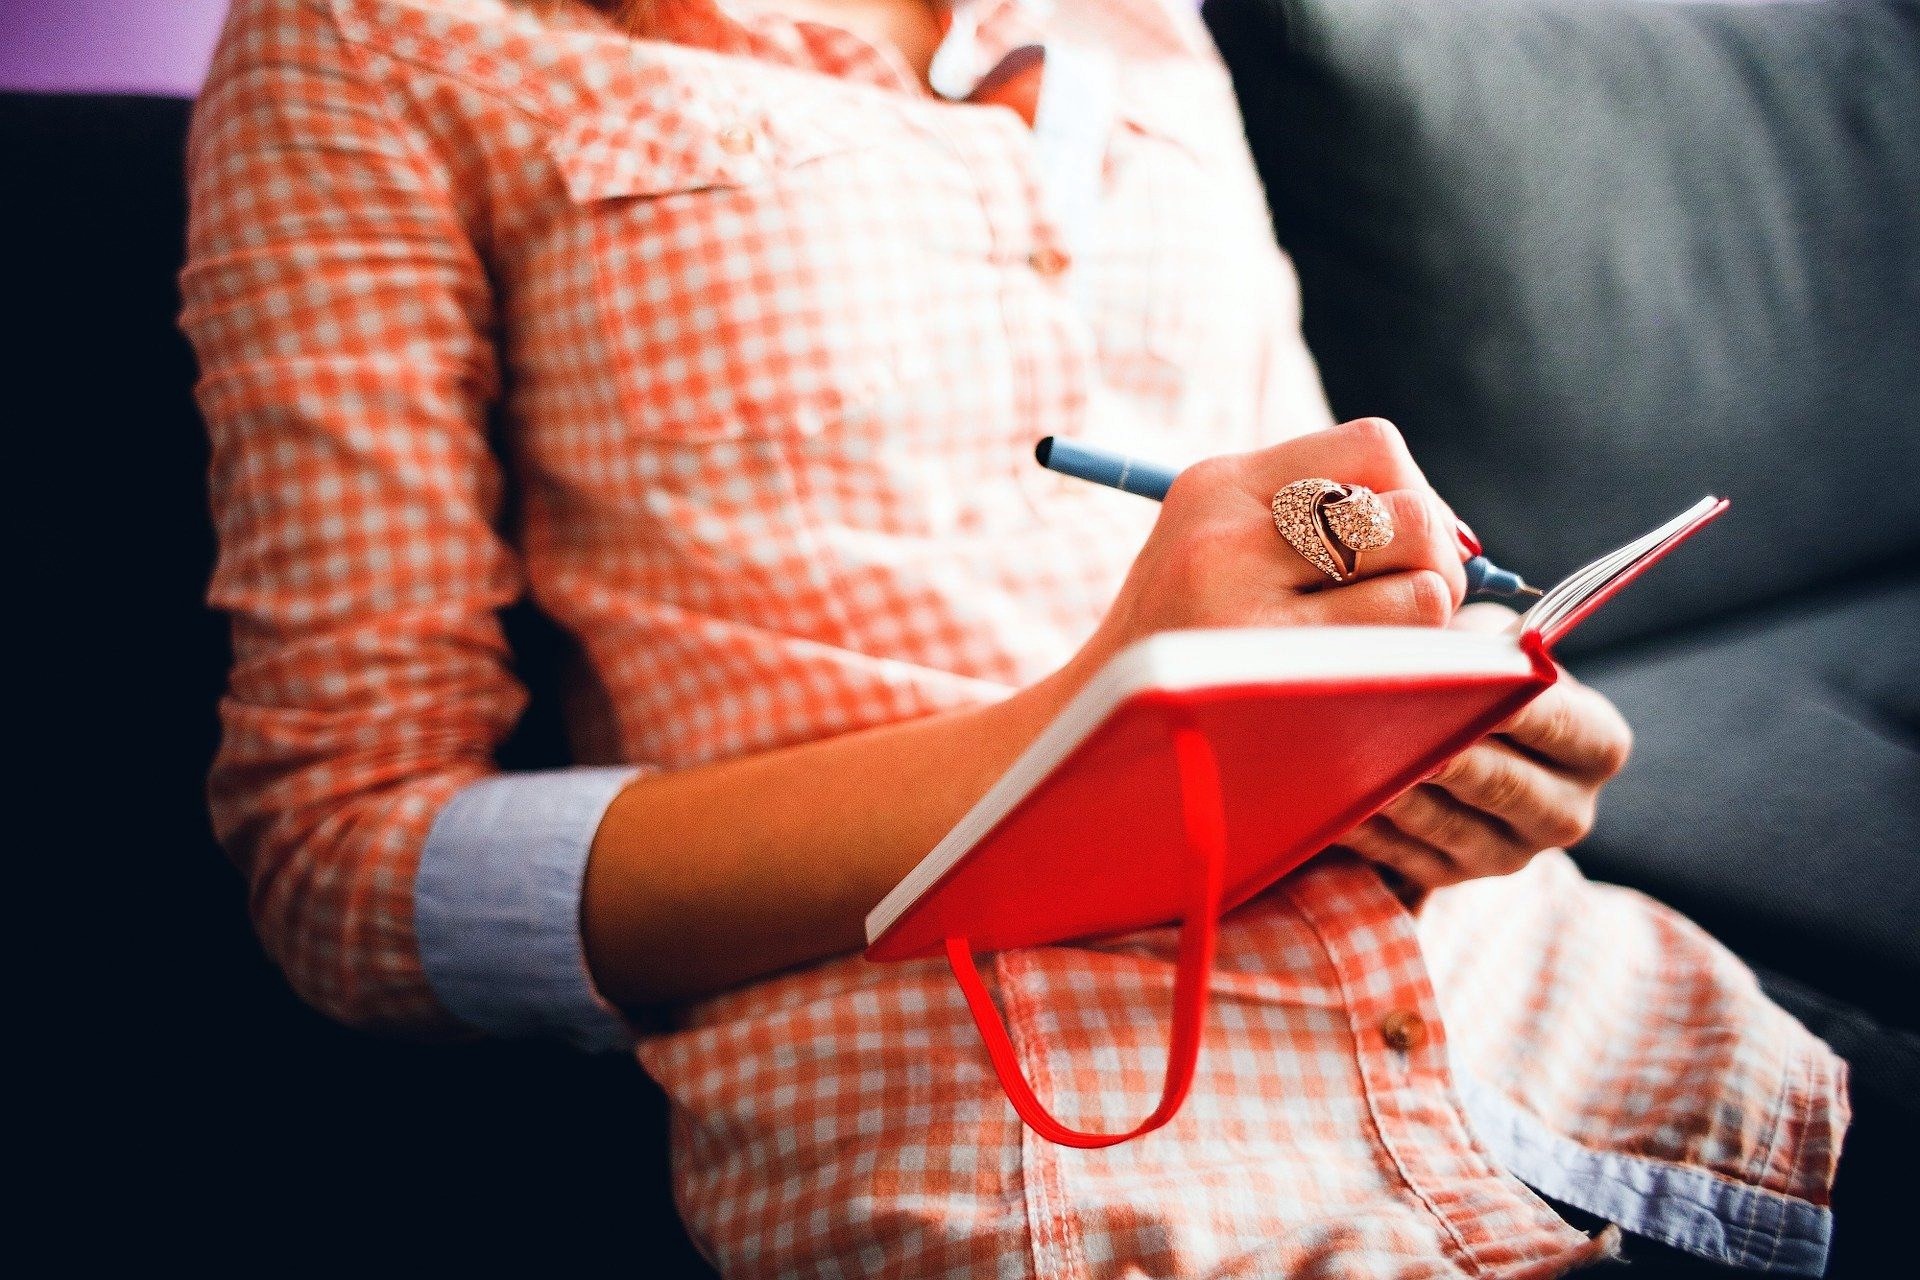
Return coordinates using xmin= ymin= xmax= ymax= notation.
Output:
xmin=416 ymin=766 xmax=647 ymax=1053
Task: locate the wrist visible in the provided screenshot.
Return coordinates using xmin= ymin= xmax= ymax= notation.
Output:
xmin=979 ymin=653 xmax=1094 ymax=773
xmin=1051 ymin=625 xmax=1123 ymax=705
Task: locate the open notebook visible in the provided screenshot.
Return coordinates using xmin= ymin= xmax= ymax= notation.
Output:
xmin=862 ymin=495 xmax=1727 ymax=1148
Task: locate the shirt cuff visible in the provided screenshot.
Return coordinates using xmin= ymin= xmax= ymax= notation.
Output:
xmin=415 ymin=766 xmax=644 ymax=1053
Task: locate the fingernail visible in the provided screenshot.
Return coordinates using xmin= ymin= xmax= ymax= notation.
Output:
xmin=1454 ymin=518 xmax=1483 ymax=557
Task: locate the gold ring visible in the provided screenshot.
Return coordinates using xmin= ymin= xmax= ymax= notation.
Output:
xmin=1271 ymin=479 xmax=1396 ymax=583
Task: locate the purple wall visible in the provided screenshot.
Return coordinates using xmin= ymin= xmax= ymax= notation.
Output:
xmin=0 ymin=0 xmax=230 ymax=98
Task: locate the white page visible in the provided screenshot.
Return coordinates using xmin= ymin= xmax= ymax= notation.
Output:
xmin=1507 ymin=496 xmax=1723 ymax=638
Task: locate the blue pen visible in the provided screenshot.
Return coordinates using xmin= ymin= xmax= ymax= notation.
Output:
xmin=1034 ymin=436 xmax=1542 ymax=597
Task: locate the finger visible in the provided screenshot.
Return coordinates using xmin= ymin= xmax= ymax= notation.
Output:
xmin=1382 ymin=782 xmax=1541 ymax=876
xmin=1333 ymin=487 xmax=1468 ymax=608
xmin=1496 ymin=680 xmax=1634 ymax=781
xmin=1253 ymin=485 xmax=1463 ymax=600
xmin=1242 ymin=417 xmax=1435 ymax=501
xmin=1281 ymin=568 xmax=1454 ymax=629
xmin=1335 ymin=815 xmax=1463 ymax=889
xmin=1423 ymin=740 xmax=1595 ymax=851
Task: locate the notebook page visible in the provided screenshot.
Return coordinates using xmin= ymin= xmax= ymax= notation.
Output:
xmin=1509 ymin=496 xmax=1725 ymax=639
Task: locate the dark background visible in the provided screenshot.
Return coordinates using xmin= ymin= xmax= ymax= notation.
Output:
xmin=10 ymin=94 xmax=705 ymax=1270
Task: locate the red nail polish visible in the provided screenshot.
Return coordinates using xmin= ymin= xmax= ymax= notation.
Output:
xmin=1454 ymin=518 xmax=1483 ymax=557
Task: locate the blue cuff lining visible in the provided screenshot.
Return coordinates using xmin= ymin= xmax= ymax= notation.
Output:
xmin=1460 ymin=1076 xmax=1832 ymax=1276
xmin=415 ymin=766 xmax=643 ymax=1053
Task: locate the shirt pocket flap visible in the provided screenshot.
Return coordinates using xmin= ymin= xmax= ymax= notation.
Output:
xmin=549 ymin=93 xmax=863 ymax=203
xmin=1112 ymin=64 xmax=1243 ymax=164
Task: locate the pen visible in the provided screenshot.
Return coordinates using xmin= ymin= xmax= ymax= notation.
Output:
xmin=1033 ymin=436 xmax=1541 ymax=597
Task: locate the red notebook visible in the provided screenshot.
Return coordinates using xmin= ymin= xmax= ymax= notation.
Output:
xmin=864 ymin=496 xmax=1729 ymax=1148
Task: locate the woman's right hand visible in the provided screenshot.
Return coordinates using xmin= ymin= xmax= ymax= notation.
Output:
xmin=1067 ymin=418 xmax=1471 ymax=683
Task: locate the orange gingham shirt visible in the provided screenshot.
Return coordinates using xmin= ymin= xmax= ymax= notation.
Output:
xmin=183 ymin=1 xmax=1848 ymax=1275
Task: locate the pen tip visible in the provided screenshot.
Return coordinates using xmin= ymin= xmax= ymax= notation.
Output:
xmin=1517 ymin=584 xmax=1544 ymax=598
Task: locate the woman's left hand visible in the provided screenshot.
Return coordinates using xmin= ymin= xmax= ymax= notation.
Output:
xmin=1336 ymin=603 xmax=1635 ymax=889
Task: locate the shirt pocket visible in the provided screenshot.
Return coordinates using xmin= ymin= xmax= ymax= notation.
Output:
xmin=1087 ymin=72 xmax=1294 ymax=380
xmin=548 ymin=82 xmax=951 ymax=446
xmin=548 ymin=81 xmax=1067 ymax=553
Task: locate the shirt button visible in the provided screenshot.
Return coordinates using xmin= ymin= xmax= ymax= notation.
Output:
xmin=717 ymin=125 xmax=757 ymax=155
xmin=1027 ymin=246 xmax=1071 ymax=277
xmin=1380 ymin=1009 xmax=1427 ymax=1053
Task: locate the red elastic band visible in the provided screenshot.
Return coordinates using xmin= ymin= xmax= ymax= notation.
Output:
xmin=944 ymin=719 xmax=1226 ymax=1148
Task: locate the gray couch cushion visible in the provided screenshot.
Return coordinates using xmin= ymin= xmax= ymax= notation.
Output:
xmin=1574 ymin=572 xmax=1919 ymax=1032
xmin=1207 ymin=0 xmax=1920 ymax=655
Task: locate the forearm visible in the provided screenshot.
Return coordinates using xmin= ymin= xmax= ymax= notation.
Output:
xmin=581 ymin=654 xmax=1098 ymax=1007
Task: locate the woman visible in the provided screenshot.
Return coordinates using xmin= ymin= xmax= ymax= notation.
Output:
xmin=182 ymin=0 xmax=1846 ymax=1274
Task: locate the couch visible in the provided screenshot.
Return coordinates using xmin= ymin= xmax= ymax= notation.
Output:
xmin=17 ymin=0 xmax=1913 ymax=1271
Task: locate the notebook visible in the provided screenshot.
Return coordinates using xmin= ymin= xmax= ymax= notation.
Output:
xmin=862 ymin=495 xmax=1728 ymax=1148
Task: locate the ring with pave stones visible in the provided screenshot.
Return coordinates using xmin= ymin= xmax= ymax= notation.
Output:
xmin=1271 ymin=479 xmax=1396 ymax=583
